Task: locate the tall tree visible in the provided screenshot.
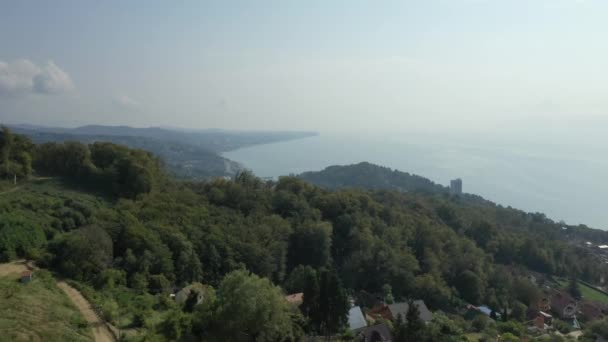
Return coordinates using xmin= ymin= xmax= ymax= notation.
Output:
xmin=568 ymin=274 xmax=582 ymax=300
xmin=317 ymin=268 xmax=349 ymax=341
xmin=405 ymin=300 xmax=425 ymax=341
xmin=201 ymin=270 xmax=301 ymax=342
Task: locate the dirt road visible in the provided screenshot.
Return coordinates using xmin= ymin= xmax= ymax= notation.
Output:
xmin=57 ymin=281 xmax=115 ymax=342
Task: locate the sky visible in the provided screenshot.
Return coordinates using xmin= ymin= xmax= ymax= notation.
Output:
xmin=1 ymin=0 xmax=608 ymax=133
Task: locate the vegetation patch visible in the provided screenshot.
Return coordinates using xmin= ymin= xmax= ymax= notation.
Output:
xmin=0 ymin=269 xmax=92 ymax=342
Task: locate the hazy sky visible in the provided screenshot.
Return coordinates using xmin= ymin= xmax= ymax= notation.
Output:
xmin=1 ymin=0 xmax=607 ymax=132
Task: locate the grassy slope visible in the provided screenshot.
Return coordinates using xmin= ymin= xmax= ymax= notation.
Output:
xmin=557 ymin=278 xmax=608 ymax=304
xmin=0 ymin=270 xmax=92 ymax=342
xmin=0 ymin=179 xmax=108 ymax=341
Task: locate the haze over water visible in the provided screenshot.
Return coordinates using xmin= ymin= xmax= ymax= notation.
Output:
xmin=225 ymin=130 xmax=608 ymax=230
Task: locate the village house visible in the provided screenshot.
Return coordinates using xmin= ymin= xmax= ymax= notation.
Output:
xmin=466 ymin=304 xmax=502 ymax=320
xmin=526 ymin=308 xmax=552 ymax=331
xmin=550 ymin=291 xmax=577 ymax=319
xmin=368 ymin=300 xmax=433 ymax=323
xmin=348 ymin=306 xmax=367 ymax=330
xmin=174 ymin=283 xmax=207 ymax=305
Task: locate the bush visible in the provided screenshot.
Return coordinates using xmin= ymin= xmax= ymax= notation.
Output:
xmin=552 ymin=319 xmax=572 ymax=334
xmin=496 ymin=320 xmax=525 ymax=337
xmin=472 ymin=314 xmax=491 ymax=332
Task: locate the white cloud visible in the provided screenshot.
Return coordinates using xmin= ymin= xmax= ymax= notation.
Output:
xmin=33 ymin=61 xmax=74 ymax=94
xmin=113 ymin=95 xmax=141 ymax=110
xmin=0 ymin=59 xmax=73 ymax=97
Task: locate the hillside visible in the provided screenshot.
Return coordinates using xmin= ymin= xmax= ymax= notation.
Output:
xmin=3 ymin=127 xmax=608 ymax=341
xmin=299 ymin=162 xmax=449 ymax=194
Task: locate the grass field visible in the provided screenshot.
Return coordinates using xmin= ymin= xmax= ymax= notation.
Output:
xmin=0 ymin=269 xmax=93 ymax=342
xmin=557 ymin=279 xmax=608 ymax=304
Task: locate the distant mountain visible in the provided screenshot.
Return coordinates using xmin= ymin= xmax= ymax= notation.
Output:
xmin=15 ymin=124 xmax=317 ymax=152
xmin=298 ymin=162 xmax=449 ymax=194
xmin=11 ymin=127 xmax=239 ymax=179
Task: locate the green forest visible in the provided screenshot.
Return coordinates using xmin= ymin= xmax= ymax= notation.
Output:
xmin=3 ymin=126 xmax=608 ymax=341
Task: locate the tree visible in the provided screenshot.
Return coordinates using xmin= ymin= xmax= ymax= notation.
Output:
xmin=201 ymin=270 xmax=301 ymax=342
xmin=160 ymin=309 xmax=192 ymax=340
xmin=382 ymin=283 xmax=395 ymax=304
xmin=0 ymin=126 xmax=14 ymax=177
xmin=285 ymin=265 xmax=317 ymax=294
xmin=302 ymin=268 xmax=321 ymax=320
xmin=315 ymin=268 xmax=349 ymax=340
xmin=405 ymin=300 xmax=425 ymax=341
xmin=288 ymin=222 xmax=332 ymax=270
xmin=511 ymin=277 xmax=541 ymax=307
xmin=568 ymin=274 xmax=582 ymax=300
xmin=583 ymin=317 xmax=608 ymax=340
xmin=511 ymin=301 xmax=527 ymax=322
xmin=455 ymin=270 xmax=484 ymax=305
xmin=471 ymin=314 xmax=490 ymax=332
xmin=49 ymin=225 xmax=113 ymax=280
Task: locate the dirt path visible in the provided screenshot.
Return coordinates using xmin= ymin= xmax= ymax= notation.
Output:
xmin=0 ymin=260 xmax=115 ymax=342
xmin=57 ymin=281 xmax=115 ymax=342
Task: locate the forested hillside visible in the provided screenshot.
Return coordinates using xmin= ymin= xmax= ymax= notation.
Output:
xmin=2 ymin=126 xmax=608 ymax=341
xmin=299 ymin=162 xmax=448 ymax=194
xmin=11 ymin=125 xmax=317 ymax=180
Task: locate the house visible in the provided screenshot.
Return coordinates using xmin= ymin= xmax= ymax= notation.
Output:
xmin=174 ymin=283 xmax=208 ymax=305
xmin=579 ymin=302 xmax=604 ymax=322
xmin=550 ymin=291 xmax=577 ymax=319
xmin=353 ymin=323 xmax=393 ymax=342
xmin=537 ymin=297 xmax=551 ymax=312
xmin=526 ymin=308 xmax=552 ymax=329
xmin=20 ymin=271 xmax=33 ymax=283
xmin=348 ymin=306 xmax=367 ymax=330
xmin=368 ymin=300 xmax=433 ymax=323
xmin=466 ymin=304 xmax=502 ymax=320
xmin=285 ymin=292 xmax=304 ymax=306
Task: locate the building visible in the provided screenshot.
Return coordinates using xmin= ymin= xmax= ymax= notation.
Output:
xmin=353 ymin=324 xmax=393 ymax=342
xmin=20 ymin=271 xmax=33 ymax=283
xmin=450 ymin=178 xmax=462 ymax=195
xmin=550 ymin=291 xmax=577 ymax=319
xmin=348 ymin=306 xmax=367 ymax=330
xmin=285 ymin=292 xmax=304 ymax=306
xmin=368 ymin=300 xmax=433 ymax=323
xmin=538 ymin=297 xmax=551 ymax=312
xmin=466 ymin=304 xmax=502 ymax=320
xmin=526 ymin=308 xmax=553 ymax=329
xmin=174 ymin=283 xmax=208 ymax=305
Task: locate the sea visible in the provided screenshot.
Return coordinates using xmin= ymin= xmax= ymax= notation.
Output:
xmin=224 ymin=131 xmax=608 ymax=229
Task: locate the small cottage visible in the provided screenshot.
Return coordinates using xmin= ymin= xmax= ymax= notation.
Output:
xmin=285 ymin=292 xmax=304 ymax=306
xmin=20 ymin=271 xmax=33 ymax=283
